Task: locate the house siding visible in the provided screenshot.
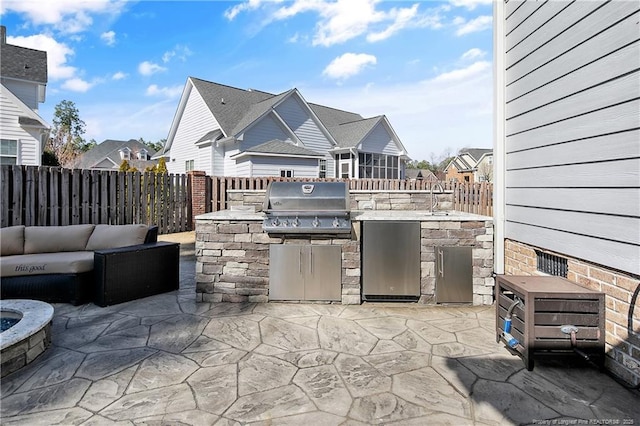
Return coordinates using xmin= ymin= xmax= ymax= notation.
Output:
xmin=241 ymin=114 xmax=292 ymax=151
xmin=501 ymin=0 xmax=640 ymax=276
xmin=496 ymin=0 xmax=640 ymax=387
xmin=275 ymin=95 xmax=336 ymax=176
xmin=166 ymin=85 xmax=218 ymax=175
xmin=1 ymin=79 xmax=39 ymax=111
xmin=0 ymin=88 xmax=40 ymax=165
xmin=361 ymin=123 xmax=400 ymax=156
xmin=250 ymin=156 xmax=318 ymax=178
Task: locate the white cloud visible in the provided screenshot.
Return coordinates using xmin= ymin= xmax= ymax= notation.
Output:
xmin=7 ymin=34 xmax=76 ymax=80
xmin=162 ymin=45 xmax=193 ymax=63
xmin=301 ymin=59 xmax=493 ymax=161
xmin=61 ymin=77 xmax=93 ymax=92
xmin=138 ymin=61 xmax=167 ymax=76
xmin=112 ymin=71 xmax=127 ymax=80
xmin=455 ymin=15 xmax=492 ymax=36
xmin=1 ymin=0 xmax=128 ymax=34
xmin=460 ymin=48 xmax=486 ymax=61
xmin=227 ymin=0 xmax=445 ymax=47
xmin=449 ymin=0 xmax=493 ymax=10
xmin=323 ymin=53 xmax=377 ymax=80
xmin=432 ymin=60 xmax=490 ymax=83
xmin=224 ymin=0 xmax=266 ymax=20
xmin=146 ymin=84 xmax=183 ymax=98
xmin=101 ymin=30 xmax=116 ymax=46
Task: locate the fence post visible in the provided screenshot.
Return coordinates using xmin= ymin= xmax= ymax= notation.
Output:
xmin=188 ymin=170 xmax=207 ymax=229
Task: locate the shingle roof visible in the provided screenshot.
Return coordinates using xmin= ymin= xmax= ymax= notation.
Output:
xmin=326 ymin=116 xmax=381 ymax=148
xmin=73 ymin=139 xmax=157 ymax=169
xmin=242 ymin=140 xmax=324 ymax=157
xmin=18 ymin=116 xmax=47 ymax=128
xmin=462 ymin=148 xmax=492 ymax=162
xmin=190 ymin=78 xmax=274 ymax=136
xmin=0 ymin=27 xmax=47 ymax=84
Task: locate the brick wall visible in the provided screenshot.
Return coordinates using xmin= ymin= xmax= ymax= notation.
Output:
xmin=505 ymin=239 xmax=640 ymax=387
xmin=188 ymin=171 xmax=207 ymax=228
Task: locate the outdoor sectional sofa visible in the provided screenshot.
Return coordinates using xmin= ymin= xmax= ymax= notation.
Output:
xmin=0 ymin=224 xmax=179 ymax=307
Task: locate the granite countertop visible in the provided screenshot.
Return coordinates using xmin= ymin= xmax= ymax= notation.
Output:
xmin=196 ymin=210 xmax=492 ymax=222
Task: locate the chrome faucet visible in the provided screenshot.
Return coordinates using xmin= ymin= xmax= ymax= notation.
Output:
xmin=430 ymin=182 xmax=444 ymax=213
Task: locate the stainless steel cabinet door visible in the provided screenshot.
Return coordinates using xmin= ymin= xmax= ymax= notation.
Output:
xmin=435 ymin=246 xmax=472 ymax=303
xmin=269 ymin=244 xmax=341 ymax=301
xmin=305 ymin=245 xmax=342 ymax=301
xmin=269 ymin=245 xmax=304 ymax=300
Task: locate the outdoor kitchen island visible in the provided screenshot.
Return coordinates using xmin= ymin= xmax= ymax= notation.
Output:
xmin=195 ymin=209 xmax=494 ymax=305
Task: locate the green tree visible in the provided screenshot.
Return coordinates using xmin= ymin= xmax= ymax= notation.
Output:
xmin=47 ymin=100 xmax=87 ymax=167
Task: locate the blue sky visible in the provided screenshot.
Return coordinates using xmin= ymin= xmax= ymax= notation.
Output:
xmin=1 ymin=0 xmax=493 ymax=162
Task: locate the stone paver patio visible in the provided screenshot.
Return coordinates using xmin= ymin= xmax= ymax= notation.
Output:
xmin=1 ymin=233 xmax=638 ymax=425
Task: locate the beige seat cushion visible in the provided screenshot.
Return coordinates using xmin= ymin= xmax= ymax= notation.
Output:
xmin=1 ymin=251 xmax=94 ymax=277
xmin=1 ymin=225 xmax=25 ymax=256
xmin=24 ymin=225 xmax=95 ymax=254
xmin=85 ymin=224 xmax=149 ymax=251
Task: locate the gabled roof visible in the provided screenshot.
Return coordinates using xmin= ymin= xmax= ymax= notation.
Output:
xmin=232 ymin=140 xmax=324 ymax=159
xmin=0 ymin=26 xmax=47 ymax=84
xmin=73 ymin=139 xmax=157 ymax=169
xmin=166 ymin=77 xmax=407 ymax=158
xmin=190 ymin=78 xmax=273 ymax=137
xmin=461 ymin=148 xmax=492 ymax=163
xmin=0 ymin=82 xmax=49 ymax=128
xmin=326 ymin=116 xmax=380 ymax=149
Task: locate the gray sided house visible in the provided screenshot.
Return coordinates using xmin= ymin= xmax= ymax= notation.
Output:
xmin=73 ymin=139 xmax=157 ymax=170
xmin=0 ymin=26 xmax=49 ymax=166
xmin=494 ymin=1 xmax=640 ymax=385
xmin=159 ymin=77 xmax=410 ymax=178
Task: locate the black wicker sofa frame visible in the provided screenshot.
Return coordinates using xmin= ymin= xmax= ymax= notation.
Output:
xmin=1 ymin=224 xmax=180 ymax=307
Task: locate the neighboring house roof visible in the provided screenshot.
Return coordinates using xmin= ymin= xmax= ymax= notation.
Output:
xmin=405 ymin=169 xmax=437 ymax=180
xmin=73 ymin=139 xmax=157 ymax=170
xmin=445 ymin=148 xmax=493 ymax=172
xmin=0 ymin=26 xmax=47 ymax=84
xmin=163 ymin=77 xmax=407 ymax=160
xmin=231 ymin=140 xmax=325 ymax=160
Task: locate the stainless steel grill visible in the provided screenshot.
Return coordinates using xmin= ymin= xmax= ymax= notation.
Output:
xmin=262 ymin=181 xmax=351 ymax=233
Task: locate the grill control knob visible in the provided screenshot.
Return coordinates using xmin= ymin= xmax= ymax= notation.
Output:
xmin=312 ymin=216 xmax=320 ymax=227
xmin=271 ymin=218 xmax=280 ymax=227
xmin=332 ymin=217 xmax=340 ymax=227
xmin=292 ymin=217 xmax=300 ymax=227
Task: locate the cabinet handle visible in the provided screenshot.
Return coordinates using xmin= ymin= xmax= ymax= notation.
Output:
xmin=438 ymin=249 xmax=444 ymax=278
xmin=299 ymin=249 xmax=302 ymax=274
xmin=309 ymin=248 xmax=313 ymax=274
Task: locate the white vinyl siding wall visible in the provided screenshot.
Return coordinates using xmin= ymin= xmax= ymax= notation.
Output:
xmin=250 ymin=156 xmax=318 ymax=178
xmin=167 ymin=86 xmax=218 ymax=175
xmin=0 ymin=87 xmax=41 ymax=166
xmin=501 ymin=0 xmax=640 ymax=275
xmin=275 ymin=96 xmax=336 ymax=177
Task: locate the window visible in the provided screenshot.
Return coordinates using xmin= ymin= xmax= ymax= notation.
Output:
xmin=319 ymin=159 xmax=327 ymax=178
xmin=0 ymin=139 xmax=18 ymax=165
xmin=280 ymin=169 xmax=294 ymax=178
xmin=185 ymin=159 xmax=195 ymax=171
xmin=535 ymin=250 xmax=568 ymax=277
xmin=120 ymin=147 xmax=131 ymax=160
xmin=358 ymin=153 xmax=399 ymax=179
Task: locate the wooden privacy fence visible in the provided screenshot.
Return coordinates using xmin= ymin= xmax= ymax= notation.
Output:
xmin=208 ymin=176 xmax=493 ymax=216
xmin=1 ymin=166 xmax=192 ymax=234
